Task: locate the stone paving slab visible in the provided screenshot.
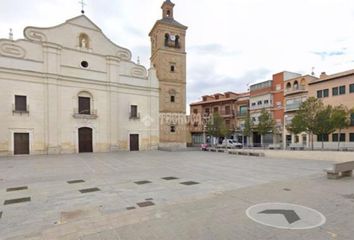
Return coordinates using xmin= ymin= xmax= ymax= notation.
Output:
xmin=0 ymin=151 xmax=340 ymax=239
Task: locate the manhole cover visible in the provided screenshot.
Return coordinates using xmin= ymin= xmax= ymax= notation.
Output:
xmin=246 ymin=203 xmax=326 ymax=230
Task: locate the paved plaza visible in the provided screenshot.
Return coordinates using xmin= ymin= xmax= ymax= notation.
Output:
xmin=0 ymin=151 xmax=353 ymax=239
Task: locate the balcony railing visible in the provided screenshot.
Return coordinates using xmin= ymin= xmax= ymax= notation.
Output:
xmin=219 ymin=110 xmax=234 ymax=116
xmin=285 ymin=102 xmax=301 ymax=112
xmin=236 ymin=111 xmax=248 ymax=117
xmin=73 ymin=108 xmax=98 ymax=119
xmin=129 ymin=112 xmax=141 ymax=120
xmin=284 ymin=86 xmax=306 ymax=95
xmin=12 ymin=104 xmax=30 ymax=114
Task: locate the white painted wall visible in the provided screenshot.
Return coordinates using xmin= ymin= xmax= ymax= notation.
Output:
xmin=0 ymin=15 xmax=159 ymax=156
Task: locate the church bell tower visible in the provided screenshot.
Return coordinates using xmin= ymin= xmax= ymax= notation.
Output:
xmin=149 ymin=0 xmax=188 ymax=149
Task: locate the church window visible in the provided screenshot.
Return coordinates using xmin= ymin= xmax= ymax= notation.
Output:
xmin=79 ymin=33 xmax=90 ymax=49
xmin=14 ymin=95 xmax=28 ymax=112
xmin=169 ymin=89 xmax=177 ymax=103
xmin=167 ymin=10 xmax=171 ymax=17
xmin=130 ymin=105 xmax=139 ymax=119
xmin=170 ymin=125 xmax=176 ymax=133
xmin=81 ymin=61 xmax=89 ymax=68
xmin=78 ymin=97 xmax=91 ymax=115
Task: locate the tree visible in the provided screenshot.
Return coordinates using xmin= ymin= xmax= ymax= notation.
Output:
xmin=256 ymin=109 xmax=275 ymax=147
xmin=242 ymin=112 xmax=253 ymax=146
xmin=331 ymin=105 xmax=350 ymax=150
xmin=290 ymin=97 xmax=324 ymax=150
xmin=206 ymin=113 xmax=229 ymax=144
xmin=286 ymin=114 xmax=306 ymax=136
xmin=313 ymin=105 xmax=336 ymax=150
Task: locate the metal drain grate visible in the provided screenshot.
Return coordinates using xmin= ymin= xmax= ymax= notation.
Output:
xmin=162 ymin=177 xmax=179 ymax=180
xmin=137 ymin=201 xmax=155 ymax=208
xmin=134 ymin=180 xmax=152 ymax=185
xmin=0 ymin=211 xmax=2 ymax=219
xmin=79 ymin=188 xmax=100 ymax=194
xmin=180 ymin=181 xmax=200 ymax=186
xmin=4 ymin=197 xmax=31 ymax=205
xmin=6 ymin=186 xmax=28 ymax=192
xmin=126 ymin=207 xmax=136 ymax=210
xmin=67 ymin=180 xmax=85 ymax=184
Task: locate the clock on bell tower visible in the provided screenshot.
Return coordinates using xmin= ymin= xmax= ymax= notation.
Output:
xmin=149 ymin=0 xmax=188 ymax=150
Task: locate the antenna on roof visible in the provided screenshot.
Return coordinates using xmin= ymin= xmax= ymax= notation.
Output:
xmin=311 ymin=67 xmax=315 ymax=76
xmin=137 ymin=56 xmax=140 ymax=65
xmin=78 ymin=0 xmax=86 ymax=14
xmin=9 ymin=28 xmax=13 ymax=40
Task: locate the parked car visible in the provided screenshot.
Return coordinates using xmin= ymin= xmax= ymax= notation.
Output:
xmin=219 ymin=139 xmax=243 ymax=149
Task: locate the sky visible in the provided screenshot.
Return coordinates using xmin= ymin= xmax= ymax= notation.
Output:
xmin=1 ymin=0 xmax=354 ymax=111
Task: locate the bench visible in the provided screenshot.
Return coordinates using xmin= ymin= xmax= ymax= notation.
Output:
xmin=289 ymin=143 xmax=305 ymax=150
xmin=228 ymin=150 xmax=265 ymax=157
xmin=325 ymin=161 xmax=354 ymax=179
xmin=268 ymin=144 xmax=281 ymax=150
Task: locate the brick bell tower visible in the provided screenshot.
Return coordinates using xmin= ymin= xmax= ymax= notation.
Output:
xmin=149 ymin=0 xmax=188 ymax=150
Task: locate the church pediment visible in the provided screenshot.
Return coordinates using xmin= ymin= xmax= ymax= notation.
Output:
xmin=23 ymin=15 xmax=132 ymax=61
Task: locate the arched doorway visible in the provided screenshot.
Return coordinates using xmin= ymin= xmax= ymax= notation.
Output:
xmin=78 ymin=127 xmax=93 ymax=153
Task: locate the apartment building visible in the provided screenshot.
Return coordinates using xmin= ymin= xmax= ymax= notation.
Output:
xmin=283 ymin=75 xmax=318 ymax=147
xmin=308 ymin=70 xmax=354 ymax=148
xmin=249 ymin=71 xmax=301 ymax=146
xmin=189 ymin=92 xmax=249 ymax=145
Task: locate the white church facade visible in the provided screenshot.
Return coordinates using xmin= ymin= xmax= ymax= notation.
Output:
xmin=0 ymin=15 xmax=160 ymax=155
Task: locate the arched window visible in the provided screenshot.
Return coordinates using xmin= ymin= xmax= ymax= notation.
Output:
xmin=286 ymin=82 xmax=291 ymax=90
xmin=167 ymin=10 xmax=171 ymax=17
xmin=164 ymin=33 xmax=169 ymax=47
xmin=300 ymin=78 xmax=306 ymax=86
xmin=175 ymin=35 xmax=180 ymax=48
xmin=293 ymin=81 xmax=299 ymax=90
xmin=79 ymin=33 xmax=90 ymax=49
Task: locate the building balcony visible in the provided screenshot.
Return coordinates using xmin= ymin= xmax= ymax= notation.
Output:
xmin=219 ymin=110 xmax=234 ymax=117
xmin=73 ymin=108 xmax=98 ymax=119
xmin=285 ymin=102 xmax=301 ymax=112
xmin=236 ymin=111 xmax=248 ymax=117
xmin=250 ymin=103 xmax=272 ymax=111
xmin=284 ymin=86 xmax=306 ymax=96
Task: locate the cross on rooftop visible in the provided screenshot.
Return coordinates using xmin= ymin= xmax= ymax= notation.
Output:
xmin=78 ymin=0 xmax=86 ymax=14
